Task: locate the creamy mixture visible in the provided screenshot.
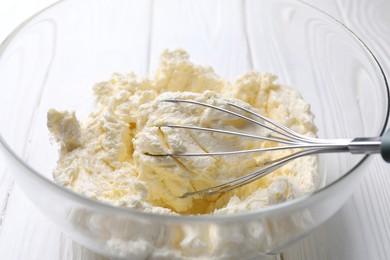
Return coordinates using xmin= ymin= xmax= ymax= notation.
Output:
xmin=47 ymin=49 xmax=318 ymax=215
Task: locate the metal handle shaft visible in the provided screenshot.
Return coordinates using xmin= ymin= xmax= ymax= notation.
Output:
xmin=347 ymin=129 xmax=390 ymax=163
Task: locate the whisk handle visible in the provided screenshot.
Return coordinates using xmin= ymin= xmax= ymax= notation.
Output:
xmin=380 ymin=129 xmax=390 ymax=162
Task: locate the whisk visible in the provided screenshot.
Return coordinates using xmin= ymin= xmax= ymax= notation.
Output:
xmin=146 ymin=99 xmax=390 ymax=198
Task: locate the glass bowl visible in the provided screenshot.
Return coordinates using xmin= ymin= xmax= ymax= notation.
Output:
xmin=0 ymin=0 xmax=388 ymax=259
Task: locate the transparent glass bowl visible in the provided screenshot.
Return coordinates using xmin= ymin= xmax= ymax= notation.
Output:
xmin=0 ymin=0 xmax=388 ymax=259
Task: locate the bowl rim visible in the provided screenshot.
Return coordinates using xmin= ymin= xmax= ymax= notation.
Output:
xmin=0 ymin=0 xmax=389 ymax=222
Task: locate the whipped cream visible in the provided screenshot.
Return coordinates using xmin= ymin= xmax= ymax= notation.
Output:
xmin=48 ymin=49 xmax=318 ymax=215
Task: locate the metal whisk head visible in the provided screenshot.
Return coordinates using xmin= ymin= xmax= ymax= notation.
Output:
xmin=145 ymin=98 xmax=385 ymax=198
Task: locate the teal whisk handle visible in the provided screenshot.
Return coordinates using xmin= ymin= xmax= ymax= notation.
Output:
xmin=380 ymin=129 xmax=390 ymax=162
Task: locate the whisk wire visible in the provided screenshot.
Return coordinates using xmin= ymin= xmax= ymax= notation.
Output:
xmin=161 ymin=125 xmax=298 ymax=145
xmin=146 ymin=98 xmax=385 ymax=198
xmin=226 ymin=102 xmax=316 ymax=143
xmin=181 ymin=148 xmax=332 ymax=198
xmin=162 ymin=99 xmax=309 ymax=144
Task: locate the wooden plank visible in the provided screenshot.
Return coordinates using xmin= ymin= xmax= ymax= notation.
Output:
xmin=0 ymin=167 xmax=14 ymax=235
xmin=149 ymin=0 xmax=253 ymax=79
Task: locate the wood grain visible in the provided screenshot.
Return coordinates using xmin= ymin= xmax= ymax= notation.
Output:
xmin=0 ymin=0 xmax=390 ymax=259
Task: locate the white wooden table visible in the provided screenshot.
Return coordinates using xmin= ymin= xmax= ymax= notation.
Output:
xmin=0 ymin=0 xmax=390 ymax=259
